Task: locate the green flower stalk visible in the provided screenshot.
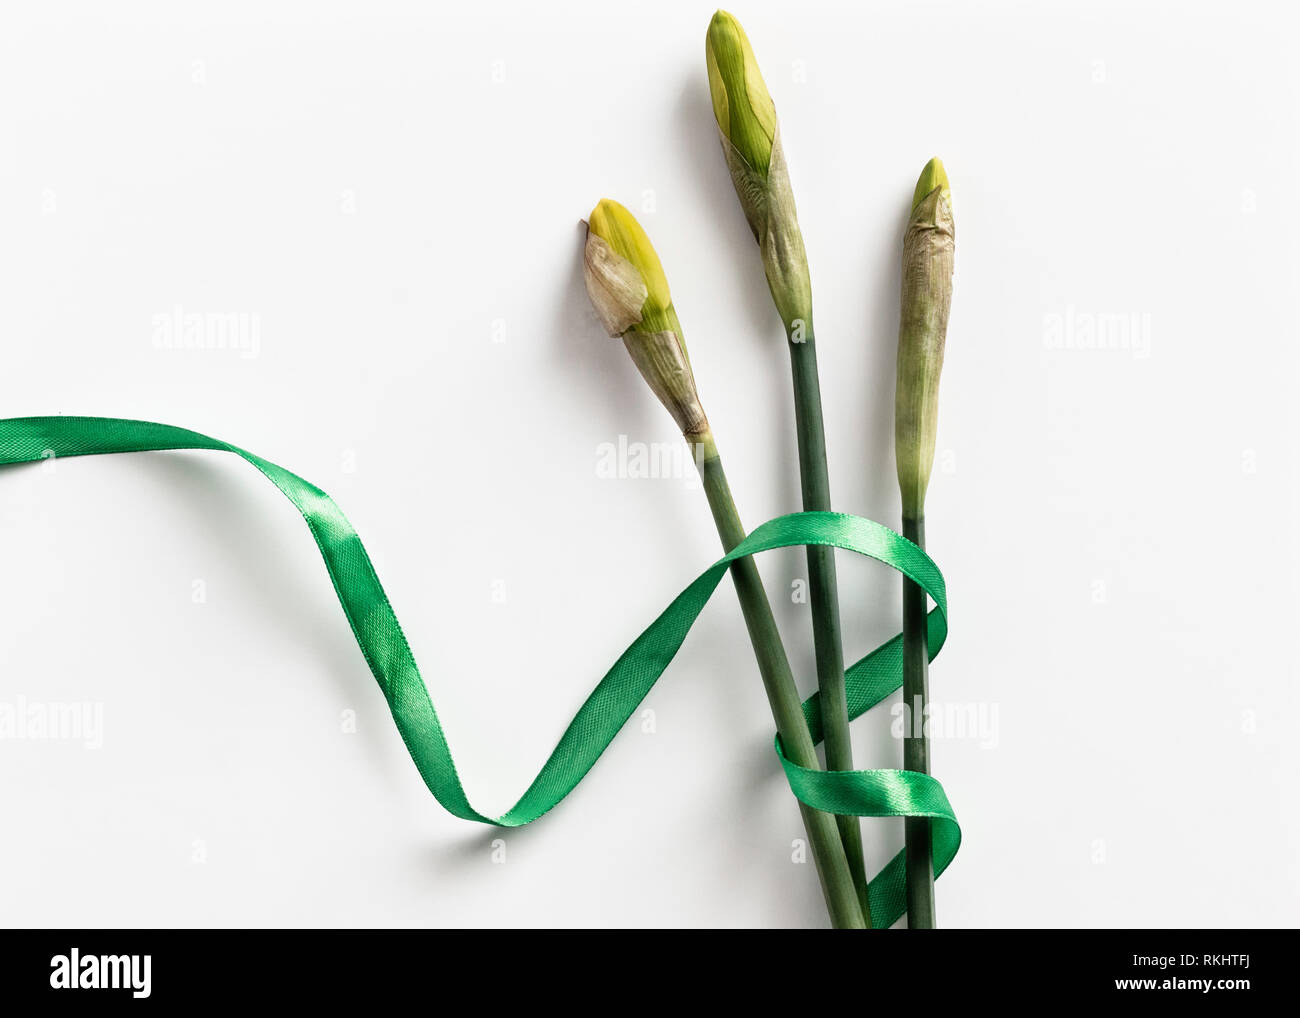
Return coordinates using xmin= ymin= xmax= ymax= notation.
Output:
xmin=705 ymin=10 xmax=871 ymax=924
xmin=583 ymin=199 xmax=866 ymax=929
xmin=895 ymin=157 xmax=955 ymax=930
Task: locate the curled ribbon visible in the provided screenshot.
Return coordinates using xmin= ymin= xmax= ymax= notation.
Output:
xmin=0 ymin=415 xmax=958 ymax=928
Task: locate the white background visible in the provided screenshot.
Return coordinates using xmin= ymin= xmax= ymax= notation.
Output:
xmin=2 ymin=0 xmax=1297 ymax=928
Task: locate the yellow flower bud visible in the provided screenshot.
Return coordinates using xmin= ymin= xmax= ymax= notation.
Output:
xmin=582 ymin=200 xmax=710 ymax=443
xmin=703 ymin=11 xmax=811 ymax=333
xmin=705 ymin=10 xmax=777 ymax=178
xmin=586 ymin=199 xmax=673 ymax=335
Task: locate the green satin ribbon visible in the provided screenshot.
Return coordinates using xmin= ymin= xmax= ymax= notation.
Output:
xmin=0 ymin=415 xmax=958 ymax=928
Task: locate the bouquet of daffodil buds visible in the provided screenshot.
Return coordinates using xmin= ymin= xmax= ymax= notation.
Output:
xmin=0 ymin=6 xmax=959 ymax=937
xmin=582 ymin=11 xmax=957 ymax=930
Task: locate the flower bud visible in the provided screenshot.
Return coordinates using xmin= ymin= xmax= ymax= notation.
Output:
xmin=911 ymin=156 xmax=951 ymax=214
xmin=704 ymin=10 xmax=811 ymax=333
xmin=705 ymin=10 xmax=776 ymax=179
xmin=583 ymin=200 xmax=710 ymax=442
xmin=583 ymin=199 xmax=677 ymax=342
xmin=895 ymin=158 xmax=955 ymax=519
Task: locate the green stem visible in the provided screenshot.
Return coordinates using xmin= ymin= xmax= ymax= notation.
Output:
xmin=902 ymin=513 xmax=935 ymax=928
xmin=694 ymin=435 xmax=866 ymax=930
xmin=787 ymin=330 xmax=871 ymax=925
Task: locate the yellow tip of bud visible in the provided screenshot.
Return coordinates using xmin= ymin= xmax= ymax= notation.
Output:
xmin=705 ymin=10 xmax=777 ymax=176
xmin=587 ymin=199 xmax=673 ymax=330
xmin=911 ymin=157 xmax=950 ymax=212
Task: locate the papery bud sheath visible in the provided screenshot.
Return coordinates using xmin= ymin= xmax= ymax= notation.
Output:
xmin=895 ymin=158 xmax=955 ymax=518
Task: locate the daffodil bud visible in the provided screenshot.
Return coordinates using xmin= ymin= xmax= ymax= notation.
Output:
xmin=705 ymin=9 xmax=811 ymax=333
xmin=895 ymin=158 xmax=955 ymax=519
xmin=705 ymin=10 xmax=775 ymax=179
xmin=583 ymin=199 xmax=711 ymax=443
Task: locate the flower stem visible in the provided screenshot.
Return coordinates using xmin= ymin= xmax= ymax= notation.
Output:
xmin=694 ymin=434 xmax=867 ymax=930
xmin=787 ymin=330 xmax=871 ymax=925
xmin=902 ymin=513 xmax=935 ymax=928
